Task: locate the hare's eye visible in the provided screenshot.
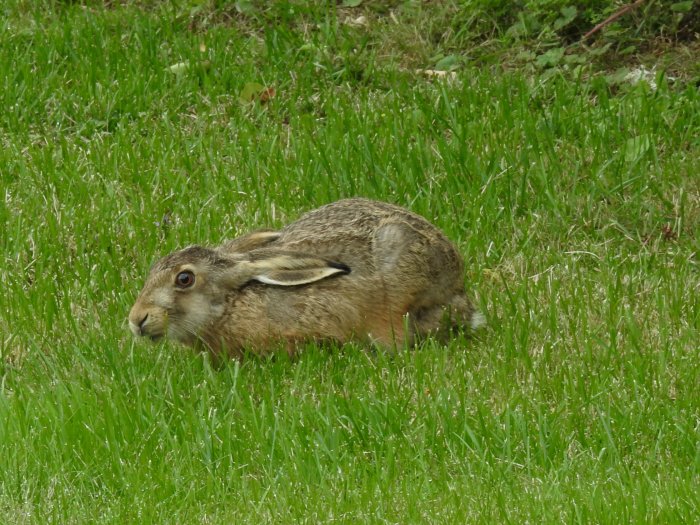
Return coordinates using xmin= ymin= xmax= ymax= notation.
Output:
xmin=175 ymin=271 xmax=195 ymax=288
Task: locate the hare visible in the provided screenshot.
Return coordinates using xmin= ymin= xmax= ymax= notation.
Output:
xmin=128 ymin=198 xmax=483 ymax=358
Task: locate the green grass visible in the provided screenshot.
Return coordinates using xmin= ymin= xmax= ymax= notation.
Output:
xmin=1 ymin=2 xmax=699 ymax=523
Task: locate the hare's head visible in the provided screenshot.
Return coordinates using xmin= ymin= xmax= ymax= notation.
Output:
xmin=128 ymin=246 xmax=231 ymax=345
xmin=128 ymin=245 xmax=350 ymax=346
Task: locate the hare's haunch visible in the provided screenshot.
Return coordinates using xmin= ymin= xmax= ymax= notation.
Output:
xmin=128 ymin=199 xmax=483 ymax=357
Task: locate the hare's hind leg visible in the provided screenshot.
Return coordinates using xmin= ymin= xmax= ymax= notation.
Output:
xmin=373 ymin=220 xmax=468 ymax=326
xmin=374 ymin=221 xmax=464 ymax=298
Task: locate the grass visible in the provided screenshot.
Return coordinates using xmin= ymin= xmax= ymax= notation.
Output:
xmin=1 ymin=1 xmax=699 ymax=523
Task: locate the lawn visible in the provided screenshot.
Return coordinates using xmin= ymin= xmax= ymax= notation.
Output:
xmin=0 ymin=1 xmax=698 ymax=523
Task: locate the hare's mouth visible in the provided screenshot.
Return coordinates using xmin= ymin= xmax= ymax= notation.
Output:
xmin=148 ymin=333 xmax=164 ymax=342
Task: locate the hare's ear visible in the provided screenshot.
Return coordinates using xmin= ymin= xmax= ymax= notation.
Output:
xmin=218 ymin=230 xmax=281 ymax=254
xmin=223 ymin=250 xmax=350 ymax=288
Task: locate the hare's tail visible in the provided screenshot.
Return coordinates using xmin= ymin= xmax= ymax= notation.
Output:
xmin=448 ymin=294 xmax=485 ymax=331
xmin=469 ymin=310 xmax=486 ymax=330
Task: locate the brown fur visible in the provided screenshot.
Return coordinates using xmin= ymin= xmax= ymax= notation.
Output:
xmin=128 ymin=198 xmax=482 ymax=358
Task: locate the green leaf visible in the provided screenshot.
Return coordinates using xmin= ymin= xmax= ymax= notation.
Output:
xmin=238 ymin=82 xmax=266 ymax=104
xmin=167 ymin=61 xmax=190 ymax=75
xmin=506 ymin=13 xmax=541 ymax=38
xmin=564 ymin=53 xmax=586 ymax=65
xmin=671 ymin=1 xmax=693 ymax=12
xmin=434 ymin=55 xmax=461 ymax=72
xmin=624 ymin=134 xmax=651 ymax=164
xmin=560 ymin=6 xmax=577 ymax=20
xmin=554 ymin=6 xmax=577 ymax=30
xmin=343 ymin=0 xmax=364 ymax=6
xmin=535 ymin=47 xmax=564 ymax=68
xmin=587 ymin=42 xmax=612 ymax=56
xmin=235 ymin=0 xmax=256 ymax=14
xmin=605 ymin=67 xmax=630 ymax=85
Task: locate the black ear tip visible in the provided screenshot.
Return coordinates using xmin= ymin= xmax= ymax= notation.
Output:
xmin=328 ymin=261 xmax=351 ymax=274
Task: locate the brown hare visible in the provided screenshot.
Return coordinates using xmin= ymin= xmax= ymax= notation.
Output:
xmin=128 ymin=198 xmax=483 ymax=358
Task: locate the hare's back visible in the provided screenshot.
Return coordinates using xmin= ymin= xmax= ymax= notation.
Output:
xmin=278 ymin=198 xmax=443 ymax=241
xmin=276 ymin=198 xmax=463 ymax=281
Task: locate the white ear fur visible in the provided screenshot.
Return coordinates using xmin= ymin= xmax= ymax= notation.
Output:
xmin=223 ymin=250 xmax=350 ymax=288
xmin=253 ymin=265 xmax=348 ymax=286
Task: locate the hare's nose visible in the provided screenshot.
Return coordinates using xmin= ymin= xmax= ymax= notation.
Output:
xmin=129 ymin=313 xmax=149 ymax=336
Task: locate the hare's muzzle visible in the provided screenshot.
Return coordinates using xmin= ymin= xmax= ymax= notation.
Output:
xmin=128 ymin=299 xmax=169 ymax=341
xmin=129 ymin=312 xmax=149 ymax=336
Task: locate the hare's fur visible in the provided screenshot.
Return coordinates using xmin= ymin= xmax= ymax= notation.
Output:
xmin=128 ymin=198 xmax=482 ymax=357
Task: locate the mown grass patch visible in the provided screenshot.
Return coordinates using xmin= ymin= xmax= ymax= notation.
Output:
xmin=0 ymin=2 xmax=698 ymax=523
